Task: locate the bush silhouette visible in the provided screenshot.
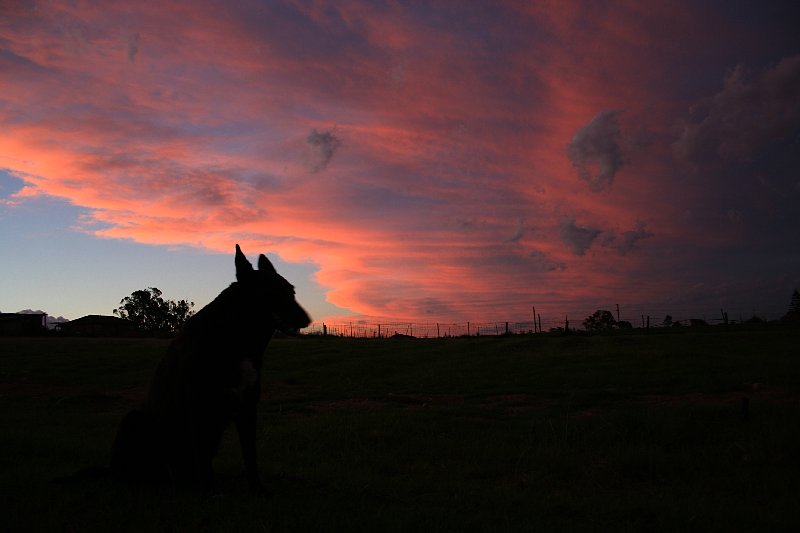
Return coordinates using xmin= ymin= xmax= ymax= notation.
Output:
xmin=583 ymin=309 xmax=617 ymax=331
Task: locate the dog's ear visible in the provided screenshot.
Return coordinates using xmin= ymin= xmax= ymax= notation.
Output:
xmin=258 ymin=254 xmax=277 ymax=274
xmin=235 ymin=244 xmax=254 ymax=281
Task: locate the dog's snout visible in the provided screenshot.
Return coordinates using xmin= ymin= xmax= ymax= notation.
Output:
xmin=294 ymin=306 xmax=311 ymax=329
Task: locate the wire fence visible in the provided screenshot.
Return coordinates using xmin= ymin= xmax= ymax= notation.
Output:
xmin=304 ymin=321 xmax=540 ymax=338
xmin=302 ymin=306 xmax=771 ymax=338
xmin=302 ymin=318 xmax=725 ymax=338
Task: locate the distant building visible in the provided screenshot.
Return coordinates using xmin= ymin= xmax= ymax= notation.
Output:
xmin=56 ymin=315 xmax=141 ymax=337
xmin=0 ymin=313 xmax=47 ymax=336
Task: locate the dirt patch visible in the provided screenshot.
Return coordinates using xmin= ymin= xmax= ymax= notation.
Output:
xmin=468 ymin=388 xmax=799 ymax=417
xmin=0 ymin=382 xmax=145 ymax=403
xmin=638 ymin=388 xmax=799 ymax=408
xmin=4 ymin=381 xmax=797 ymax=415
xmin=306 ymin=398 xmax=388 ymax=412
xmin=263 ymin=381 xmax=309 ymax=401
xmin=479 ymin=393 xmax=551 ymax=415
xmin=386 ymin=393 xmax=466 ymax=410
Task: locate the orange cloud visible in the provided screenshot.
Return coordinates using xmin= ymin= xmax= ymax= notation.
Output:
xmin=3 ymin=1 xmax=797 ymax=323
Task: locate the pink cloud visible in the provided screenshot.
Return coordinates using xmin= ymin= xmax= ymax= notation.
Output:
xmin=2 ymin=1 xmax=798 ymax=323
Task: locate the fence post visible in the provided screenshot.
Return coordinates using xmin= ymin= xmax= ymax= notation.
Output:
xmin=323 ymin=323 xmax=327 ymax=336
xmin=436 ymin=323 xmax=440 ymax=338
xmin=538 ymin=315 xmax=542 ymax=334
xmin=467 ymin=322 xmax=470 ymax=336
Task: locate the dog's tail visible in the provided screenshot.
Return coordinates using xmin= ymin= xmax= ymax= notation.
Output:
xmin=51 ymin=465 xmax=110 ymax=484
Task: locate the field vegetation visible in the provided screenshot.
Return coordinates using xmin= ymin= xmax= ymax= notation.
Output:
xmin=1 ymin=326 xmax=799 ymax=531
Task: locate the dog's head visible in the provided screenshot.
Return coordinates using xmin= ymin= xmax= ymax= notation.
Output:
xmin=234 ymin=244 xmax=311 ymax=334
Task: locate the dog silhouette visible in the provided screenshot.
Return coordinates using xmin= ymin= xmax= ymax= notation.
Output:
xmin=110 ymin=244 xmax=310 ymax=493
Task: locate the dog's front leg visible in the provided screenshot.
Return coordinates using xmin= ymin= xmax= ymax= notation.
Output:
xmin=187 ymin=403 xmax=219 ymax=496
xmin=198 ymin=450 xmax=217 ymax=496
xmin=235 ymin=397 xmax=264 ymax=495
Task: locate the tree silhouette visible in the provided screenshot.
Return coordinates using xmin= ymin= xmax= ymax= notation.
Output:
xmin=790 ymin=290 xmax=800 ymax=313
xmin=582 ymin=309 xmax=617 ymax=331
xmin=783 ymin=289 xmax=800 ymax=322
xmin=113 ymin=287 xmax=194 ymax=335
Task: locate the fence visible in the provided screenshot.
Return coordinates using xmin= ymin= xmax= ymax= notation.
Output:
xmin=302 ymin=307 xmax=759 ymax=338
xmin=303 ymin=321 xmax=542 ymax=338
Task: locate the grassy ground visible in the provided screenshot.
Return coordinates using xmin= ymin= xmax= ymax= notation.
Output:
xmin=1 ymin=327 xmax=799 ymax=532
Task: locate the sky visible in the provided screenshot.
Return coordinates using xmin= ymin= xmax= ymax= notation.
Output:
xmin=1 ymin=0 xmax=799 ymax=328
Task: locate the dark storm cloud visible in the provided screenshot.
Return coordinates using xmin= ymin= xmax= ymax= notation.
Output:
xmin=0 ymin=47 xmax=51 ymax=80
xmin=559 ymin=218 xmax=651 ymax=257
xmin=559 ymin=217 xmax=601 ymax=256
xmin=567 ymin=110 xmax=623 ymax=192
xmin=601 ymin=221 xmax=653 ymax=256
xmin=529 ymin=250 xmax=566 ymax=272
xmin=306 ymin=128 xmax=341 ymax=172
xmin=673 ymin=54 xmax=800 ymax=164
xmin=505 ymin=219 xmax=524 ymax=243
xmin=127 ymin=32 xmax=140 ymax=62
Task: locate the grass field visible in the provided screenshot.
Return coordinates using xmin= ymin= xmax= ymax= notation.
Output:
xmin=2 ymin=327 xmax=799 ymax=532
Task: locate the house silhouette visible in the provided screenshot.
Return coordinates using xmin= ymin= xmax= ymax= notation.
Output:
xmin=0 ymin=313 xmax=47 ymax=336
xmin=57 ymin=315 xmax=141 ymax=337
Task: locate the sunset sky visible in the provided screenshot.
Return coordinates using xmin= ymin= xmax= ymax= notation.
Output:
xmin=2 ymin=1 xmax=799 ymax=328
